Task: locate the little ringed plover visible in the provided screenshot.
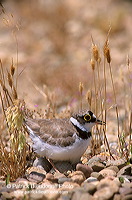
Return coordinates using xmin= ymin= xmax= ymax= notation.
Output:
xmin=25 ymin=110 xmax=105 ymax=164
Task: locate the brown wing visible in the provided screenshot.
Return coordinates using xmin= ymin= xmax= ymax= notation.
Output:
xmin=25 ymin=118 xmax=77 ymax=147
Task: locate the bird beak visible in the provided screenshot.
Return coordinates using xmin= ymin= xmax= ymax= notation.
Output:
xmin=96 ymin=119 xmax=106 ymax=125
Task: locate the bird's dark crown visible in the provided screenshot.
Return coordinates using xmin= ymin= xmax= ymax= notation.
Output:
xmin=72 ymin=110 xmax=96 ymax=125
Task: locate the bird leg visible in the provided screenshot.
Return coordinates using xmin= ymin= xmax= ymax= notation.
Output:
xmin=47 ymin=159 xmax=60 ymax=173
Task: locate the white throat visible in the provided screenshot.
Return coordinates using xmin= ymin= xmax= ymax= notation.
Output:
xmin=70 ymin=117 xmax=94 ymax=132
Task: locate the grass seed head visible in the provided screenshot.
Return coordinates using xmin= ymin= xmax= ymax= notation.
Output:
xmin=7 ymin=72 xmax=13 ymax=88
xmin=90 ymin=59 xmax=95 ymax=70
xmin=104 ymin=40 xmax=111 ymax=64
xmin=10 ymin=63 xmax=15 ymax=76
xmin=86 ymin=90 xmax=92 ymax=106
xmin=12 ymin=86 xmax=18 ymax=100
xmin=92 ymin=44 xmax=99 ymax=62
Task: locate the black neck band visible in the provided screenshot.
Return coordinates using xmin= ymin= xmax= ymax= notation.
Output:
xmin=72 ymin=123 xmax=91 ymax=139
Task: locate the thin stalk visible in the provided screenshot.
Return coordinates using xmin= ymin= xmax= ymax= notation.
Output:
xmin=108 ymin=63 xmax=121 ymax=152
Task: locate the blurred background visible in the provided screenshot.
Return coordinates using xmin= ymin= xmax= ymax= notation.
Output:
xmin=0 ymin=0 xmax=132 ymax=137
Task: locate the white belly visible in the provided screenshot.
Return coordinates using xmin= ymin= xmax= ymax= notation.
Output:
xmin=28 ymin=127 xmax=91 ymax=164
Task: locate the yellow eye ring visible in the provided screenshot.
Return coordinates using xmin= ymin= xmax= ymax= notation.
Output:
xmin=84 ymin=114 xmax=91 ymax=122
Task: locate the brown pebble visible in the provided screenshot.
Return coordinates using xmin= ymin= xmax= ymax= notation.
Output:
xmin=99 ymin=168 xmax=117 ymax=177
xmin=76 ymin=163 xmax=93 ymax=178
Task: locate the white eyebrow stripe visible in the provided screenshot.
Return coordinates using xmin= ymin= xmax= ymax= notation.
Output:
xmin=70 ymin=117 xmax=86 ymax=132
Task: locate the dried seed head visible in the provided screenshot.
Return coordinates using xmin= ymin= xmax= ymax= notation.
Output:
xmin=92 ymin=44 xmax=99 ymax=62
xmin=12 ymin=86 xmax=18 ymax=100
xmin=90 ymin=59 xmax=95 ymax=70
xmin=7 ymin=72 xmax=13 ymax=88
xmin=104 ymin=41 xmax=111 ymax=64
xmin=86 ymin=90 xmax=92 ymax=106
xmin=79 ymin=82 xmax=84 ymax=94
xmin=5 ymin=104 xmax=23 ymax=131
xmin=10 ymin=63 xmax=15 ymax=76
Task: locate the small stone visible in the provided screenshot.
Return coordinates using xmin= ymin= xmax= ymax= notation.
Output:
xmin=117 ymin=165 xmax=131 ymax=176
xmin=82 ymin=157 xmax=88 ymax=164
xmin=87 ymin=156 xmax=102 ymax=165
xmin=113 ymin=194 xmax=122 ymax=200
xmin=122 ymin=183 xmax=132 ymax=188
xmin=57 ymin=193 xmax=72 ymax=200
xmin=76 ymin=163 xmax=93 ymax=178
xmin=62 ymin=181 xmax=80 ymax=190
xmin=106 ymin=159 xmax=126 ymax=169
xmin=68 ymin=171 xmax=86 ymax=185
xmin=94 ymin=187 xmax=114 ymax=200
xmin=90 ymin=172 xmax=104 ymax=180
xmin=97 ymin=178 xmax=119 ymax=194
xmin=26 ymin=166 xmax=47 ymax=175
xmin=16 ymin=177 xmax=29 ymax=186
xmin=43 ymin=189 xmax=60 ymax=200
xmin=27 ymin=171 xmax=45 ymax=183
xmin=81 ymin=182 xmax=96 ymax=195
xmin=46 ymin=173 xmax=58 ymax=183
xmin=84 ymin=177 xmax=98 ymax=183
xmin=113 ymin=177 xmax=122 ymax=187
xmin=89 ymin=161 xmax=106 ymax=172
xmin=58 ymin=177 xmax=72 ymax=184
xmin=119 ymin=187 xmax=132 ymax=196
xmin=122 ymin=195 xmax=132 ymax=200
xmin=54 ymin=172 xmax=66 ymax=179
xmin=99 ymin=168 xmax=117 ymax=177
xmin=33 ymin=157 xmax=52 ymax=172
xmin=107 ymin=166 xmax=119 ymax=173
xmin=30 ymin=192 xmax=46 ymax=200
xmin=72 ymin=190 xmax=92 ymax=200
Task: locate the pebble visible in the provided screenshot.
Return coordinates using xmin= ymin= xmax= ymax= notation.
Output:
xmin=76 ymin=163 xmax=93 ymax=178
xmin=30 ymin=192 xmax=46 ymax=200
xmin=90 ymin=172 xmax=104 ymax=180
xmin=46 ymin=173 xmax=58 ymax=183
xmin=122 ymin=195 xmax=132 ymax=200
xmin=58 ymin=177 xmax=72 ymax=184
xmin=26 ymin=166 xmax=47 ymax=175
xmin=119 ymin=187 xmax=132 ymax=196
xmin=27 ymin=171 xmax=46 ymax=183
xmin=113 ymin=194 xmax=122 ymax=200
xmin=87 ymin=156 xmax=102 ymax=165
xmin=122 ymin=183 xmax=132 ymax=188
xmin=97 ymin=178 xmax=119 ymax=194
xmin=57 ymin=193 xmax=72 ymax=200
xmin=62 ymin=181 xmax=80 ymax=190
xmin=94 ymin=187 xmax=114 ymax=200
xmin=106 ymin=159 xmax=126 ymax=169
xmin=72 ymin=189 xmax=92 ymax=200
xmin=84 ymin=177 xmax=98 ymax=183
xmin=54 ymin=172 xmax=66 ymax=179
xmin=81 ymin=182 xmax=97 ymax=195
xmin=42 ymin=189 xmax=60 ymax=200
xmin=89 ymin=161 xmax=106 ymax=172
xmin=33 ymin=157 xmax=52 ymax=172
xmin=68 ymin=171 xmax=86 ymax=185
xmin=117 ymin=165 xmax=132 ymax=176
xmin=107 ymin=166 xmax=119 ymax=173
xmin=16 ymin=178 xmax=30 ymax=186
xmin=99 ymin=168 xmax=117 ymax=177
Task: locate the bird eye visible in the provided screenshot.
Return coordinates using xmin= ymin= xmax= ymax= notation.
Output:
xmin=84 ymin=114 xmax=91 ymax=122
